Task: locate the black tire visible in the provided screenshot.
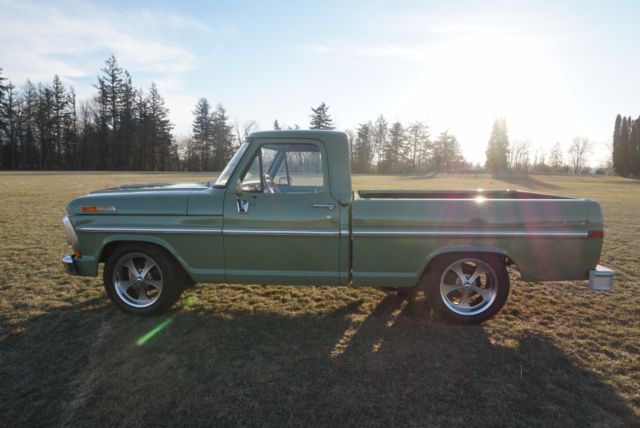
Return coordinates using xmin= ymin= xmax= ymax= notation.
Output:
xmin=425 ymin=253 xmax=509 ymax=324
xmin=103 ymin=243 xmax=185 ymax=316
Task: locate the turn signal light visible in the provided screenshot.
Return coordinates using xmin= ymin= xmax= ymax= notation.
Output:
xmin=81 ymin=206 xmax=98 ymax=212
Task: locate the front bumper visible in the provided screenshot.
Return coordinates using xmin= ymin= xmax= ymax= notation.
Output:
xmin=588 ymin=265 xmax=614 ymax=291
xmin=62 ymin=255 xmax=77 ymax=275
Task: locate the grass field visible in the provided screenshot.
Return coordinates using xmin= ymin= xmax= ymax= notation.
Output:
xmin=1 ymin=171 xmax=638 ymax=426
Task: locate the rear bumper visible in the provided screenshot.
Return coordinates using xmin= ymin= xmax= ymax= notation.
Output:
xmin=589 ymin=265 xmax=614 ymax=291
xmin=62 ymin=255 xmax=77 ymax=275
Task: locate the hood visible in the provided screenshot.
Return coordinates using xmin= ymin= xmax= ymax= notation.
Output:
xmin=67 ymin=182 xmax=211 ymax=215
xmin=94 ymin=182 xmax=210 ymax=193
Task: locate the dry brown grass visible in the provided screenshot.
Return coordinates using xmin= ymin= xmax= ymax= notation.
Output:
xmin=0 ymin=171 xmax=638 ymax=426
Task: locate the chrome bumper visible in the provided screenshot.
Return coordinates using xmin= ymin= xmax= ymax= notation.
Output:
xmin=588 ymin=265 xmax=614 ymax=291
xmin=62 ymin=255 xmax=77 ymax=275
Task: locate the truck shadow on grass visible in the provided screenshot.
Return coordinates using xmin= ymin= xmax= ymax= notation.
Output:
xmin=1 ymin=292 xmax=637 ymax=427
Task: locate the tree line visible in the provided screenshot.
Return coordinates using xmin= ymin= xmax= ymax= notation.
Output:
xmin=300 ymin=102 xmax=467 ymax=174
xmin=0 ymin=56 xmax=189 ymax=170
xmin=484 ymin=117 xmax=595 ymax=175
xmin=0 ymin=58 xmax=625 ymax=175
xmin=612 ymin=114 xmax=640 ymax=177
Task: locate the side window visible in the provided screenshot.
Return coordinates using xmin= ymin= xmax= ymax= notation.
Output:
xmin=240 ymin=154 xmax=262 ymax=192
xmin=240 ymin=143 xmax=325 ymax=194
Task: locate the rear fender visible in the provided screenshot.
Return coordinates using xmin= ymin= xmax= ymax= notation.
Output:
xmin=419 ymin=244 xmax=516 ymax=281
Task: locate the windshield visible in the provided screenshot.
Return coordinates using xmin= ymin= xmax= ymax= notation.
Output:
xmin=213 ymin=141 xmax=250 ymax=187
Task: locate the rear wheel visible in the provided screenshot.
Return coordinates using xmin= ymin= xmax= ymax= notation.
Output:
xmin=426 ymin=253 xmax=509 ymax=324
xmin=103 ymin=244 xmax=184 ymax=315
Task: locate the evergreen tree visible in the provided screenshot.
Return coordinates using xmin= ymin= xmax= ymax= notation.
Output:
xmin=118 ymin=71 xmax=137 ymax=169
xmin=192 ymin=98 xmax=213 ymax=170
xmin=380 ymin=121 xmax=405 ymax=173
xmin=353 ymin=121 xmax=372 ymax=173
xmin=211 ymin=103 xmax=234 ymax=170
xmin=21 ymin=81 xmax=38 ymax=169
xmin=309 ymin=102 xmax=334 ymax=129
xmin=2 ymin=82 xmax=18 ymax=169
xmin=372 ymin=115 xmax=388 ymax=171
xmin=485 ymin=118 xmax=509 ymax=172
xmin=144 ymin=83 xmax=173 ymax=170
xmin=406 ymin=121 xmax=431 ymax=171
xmin=630 ymin=116 xmax=640 ymax=177
xmin=273 ymin=119 xmax=281 ymax=130
xmin=0 ymin=68 xmax=7 ymax=144
xmin=612 ymin=114 xmax=622 ymax=175
xmin=619 ymin=117 xmax=632 ymax=176
xmin=433 ymin=131 xmax=464 ymax=173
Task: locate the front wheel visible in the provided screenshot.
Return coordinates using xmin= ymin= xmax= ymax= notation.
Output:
xmin=426 ymin=253 xmax=509 ymax=324
xmin=103 ymin=244 xmax=184 ymax=315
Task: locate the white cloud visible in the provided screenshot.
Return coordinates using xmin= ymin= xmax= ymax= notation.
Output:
xmin=0 ymin=0 xmax=238 ymax=135
xmin=0 ymin=0 xmax=207 ymax=82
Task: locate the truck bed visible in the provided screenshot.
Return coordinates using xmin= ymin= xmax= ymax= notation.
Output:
xmin=350 ymin=189 xmax=603 ymax=287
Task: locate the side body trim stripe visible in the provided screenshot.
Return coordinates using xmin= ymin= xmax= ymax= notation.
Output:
xmin=77 ymin=227 xmax=588 ymax=238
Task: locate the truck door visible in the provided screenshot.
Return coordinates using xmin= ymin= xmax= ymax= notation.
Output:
xmin=223 ymin=139 xmax=341 ymax=284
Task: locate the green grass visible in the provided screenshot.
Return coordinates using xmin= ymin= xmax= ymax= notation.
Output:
xmin=1 ymin=172 xmax=638 ymax=426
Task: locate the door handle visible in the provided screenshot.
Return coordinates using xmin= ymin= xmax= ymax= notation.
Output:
xmin=312 ymin=203 xmax=336 ymax=210
xmin=237 ymin=199 xmax=250 ymax=214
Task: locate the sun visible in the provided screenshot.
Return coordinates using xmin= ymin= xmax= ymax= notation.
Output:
xmin=395 ymin=32 xmax=571 ymax=163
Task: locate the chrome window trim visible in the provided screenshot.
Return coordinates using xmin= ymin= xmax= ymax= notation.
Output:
xmin=351 ymin=229 xmax=588 ymax=238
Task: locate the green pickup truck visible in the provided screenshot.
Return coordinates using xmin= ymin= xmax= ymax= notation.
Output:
xmin=62 ymin=130 xmax=614 ymax=323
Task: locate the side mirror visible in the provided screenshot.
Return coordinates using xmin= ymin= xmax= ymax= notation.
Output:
xmin=235 ymin=179 xmax=243 ymax=197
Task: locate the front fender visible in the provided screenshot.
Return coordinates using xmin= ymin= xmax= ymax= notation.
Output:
xmin=74 ymin=234 xmax=193 ymax=277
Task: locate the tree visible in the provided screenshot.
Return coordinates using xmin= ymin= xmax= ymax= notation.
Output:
xmin=372 ymin=115 xmax=388 ymax=172
xmin=309 ymin=102 xmax=334 ymax=129
xmin=379 ymin=121 xmax=405 ymax=173
xmin=509 ymin=139 xmax=531 ymax=172
xmin=630 ymin=116 xmax=640 ymax=177
xmin=613 ymin=114 xmax=623 ymax=175
xmin=353 ymin=121 xmax=373 ymax=173
xmin=406 ymin=121 xmax=431 ymax=171
xmin=619 ymin=117 xmax=632 ymax=176
xmin=549 ymin=142 xmax=563 ymax=171
xmin=94 ymin=55 xmax=124 ymax=169
xmin=211 ymin=104 xmax=234 ymax=169
xmin=485 ymin=118 xmax=509 ymax=172
xmin=192 ymin=98 xmax=213 ymax=170
xmin=273 ymin=119 xmax=281 ymax=130
xmin=144 ymin=83 xmax=173 ymax=170
xmin=0 ymin=68 xmax=8 ymax=149
xmin=433 ymin=131 xmax=464 ymax=173
xmin=235 ymin=119 xmax=258 ymax=146
xmin=568 ymin=136 xmax=592 ymax=174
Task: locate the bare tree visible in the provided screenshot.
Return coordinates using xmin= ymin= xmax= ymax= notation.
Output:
xmin=568 ymin=136 xmax=592 ymax=174
xmin=549 ymin=142 xmax=564 ymax=171
xmin=508 ymin=138 xmax=531 ymax=171
xmin=235 ymin=119 xmax=258 ymax=145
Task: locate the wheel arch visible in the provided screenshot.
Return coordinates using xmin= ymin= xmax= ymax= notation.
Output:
xmin=98 ymin=235 xmax=192 ymax=279
xmin=416 ymin=245 xmax=518 ymax=285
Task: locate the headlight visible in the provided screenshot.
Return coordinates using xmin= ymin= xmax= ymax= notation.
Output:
xmin=62 ymin=216 xmax=80 ymax=251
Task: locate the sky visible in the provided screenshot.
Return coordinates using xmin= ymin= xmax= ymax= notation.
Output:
xmin=1 ymin=0 xmax=639 ymax=166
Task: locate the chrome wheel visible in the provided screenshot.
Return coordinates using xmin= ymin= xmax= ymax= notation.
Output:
xmin=439 ymin=258 xmax=498 ymax=316
xmin=113 ymin=253 xmax=163 ymax=308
